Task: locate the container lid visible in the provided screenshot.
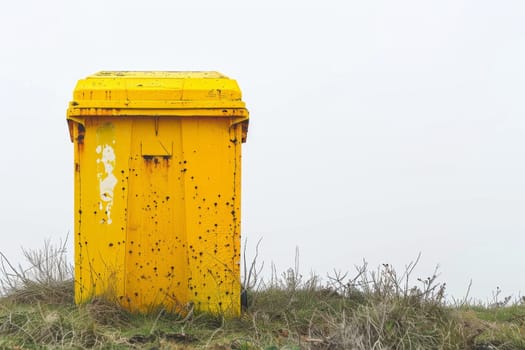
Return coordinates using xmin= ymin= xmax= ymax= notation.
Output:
xmin=67 ymin=71 xmax=249 ymax=142
xmin=67 ymin=71 xmax=248 ymax=117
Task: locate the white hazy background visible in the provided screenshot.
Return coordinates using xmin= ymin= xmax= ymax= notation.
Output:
xmin=0 ymin=0 xmax=524 ymax=301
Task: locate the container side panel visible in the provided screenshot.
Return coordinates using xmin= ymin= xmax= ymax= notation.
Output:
xmin=75 ymin=118 xmax=130 ymax=302
xmin=181 ymin=118 xmax=242 ymax=316
xmin=73 ymin=122 xmax=84 ymax=303
xmin=125 ymin=118 xmax=188 ymax=312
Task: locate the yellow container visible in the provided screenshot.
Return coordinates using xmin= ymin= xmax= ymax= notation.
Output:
xmin=67 ymin=71 xmax=249 ymax=315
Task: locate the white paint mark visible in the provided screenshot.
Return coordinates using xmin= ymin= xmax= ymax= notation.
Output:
xmin=96 ymin=144 xmax=117 ymax=224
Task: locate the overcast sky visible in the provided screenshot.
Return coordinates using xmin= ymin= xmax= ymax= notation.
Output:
xmin=0 ymin=0 xmax=524 ymax=301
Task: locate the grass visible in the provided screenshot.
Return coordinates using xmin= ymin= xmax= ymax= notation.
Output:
xmin=0 ymin=240 xmax=524 ymax=349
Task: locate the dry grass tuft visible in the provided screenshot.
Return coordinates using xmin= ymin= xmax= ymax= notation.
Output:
xmin=85 ymin=296 xmax=131 ymax=327
xmin=0 ymin=237 xmax=73 ymax=305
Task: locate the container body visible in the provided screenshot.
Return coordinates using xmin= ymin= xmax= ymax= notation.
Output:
xmin=67 ymin=72 xmax=248 ymax=315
